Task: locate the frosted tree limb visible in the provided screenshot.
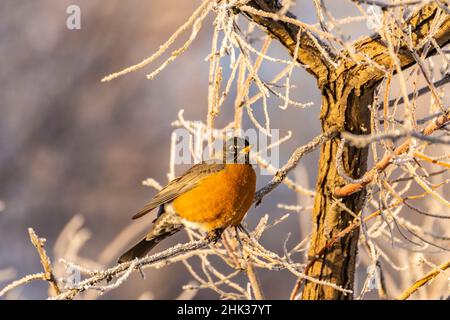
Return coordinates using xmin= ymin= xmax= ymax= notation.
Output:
xmin=397 ymin=259 xmax=450 ymax=300
xmin=0 ymin=273 xmax=47 ymax=297
xmin=352 ymin=0 xmax=427 ymax=9
xmin=28 ymin=228 xmax=61 ymax=296
xmin=335 ymin=112 xmax=450 ymax=197
xmin=101 ymin=0 xmax=213 ymax=82
xmin=253 ymin=131 xmax=338 ymax=206
xmin=52 ymin=239 xmax=211 ymax=300
xmin=0 ymin=228 xmax=61 ymax=297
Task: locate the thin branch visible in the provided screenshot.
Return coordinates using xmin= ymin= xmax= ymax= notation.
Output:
xmin=290 ymin=180 xmax=449 ymax=299
xmin=253 ymin=131 xmax=337 ymax=205
xmin=335 ymin=112 xmax=450 ymax=197
xmin=1 ymin=229 xmax=61 ymax=297
xmin=245 ymin=261 xmax=265 ymax=300
xmin=101 ymin=0 xmax=212 ymax=82
xmin=397 ymin=259 xmax=450 ymax=300
xmin=0 ymin=273 xmax=47 ymax=297
xmin=352 ymin=0 xmax=427 ymax=9
xmin=237 ymin=0 xmax=335 ymax=85
xmin=342 ymin=128 xmax=450 ymax=148
xmin=28 ymin=228 xmax=61 ymax=296
xmin=52 ymin=239 xmax=212 ymax=300
xmin=414 ymin=152 xmax=450 ymax=169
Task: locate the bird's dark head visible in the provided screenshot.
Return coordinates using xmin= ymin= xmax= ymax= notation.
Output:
xmin=223 ymin=137 xmax=252 ymax=164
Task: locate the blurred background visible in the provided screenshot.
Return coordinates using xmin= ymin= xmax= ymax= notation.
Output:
xmin=0 ymin=0 xmax=448 ymax=299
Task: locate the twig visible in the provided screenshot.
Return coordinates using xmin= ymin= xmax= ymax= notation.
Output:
xmin=342 ymin=129 xmax=450 ymax=148
xmin=253 ymin=131 xmax=337 ymax=205
xmin=352 ymin=0 xmax=427 ymax=9
xmin=101 ymin=0 xmax=212 ymax=82
xmin=28 ymin=228 xmax=61 ymax=296
xmin=397 ymin=259 xmax=450 ymax=300
xmin=289 ymin=179 xmax=449 ymax=299
xmin=1 ymin=229 xmax=61 ymax=297
xmin=0 ymin=273 xmax=47 ymax=297
xmin=245 ymin=262 xmax=265 ymax=300
xmin=52 ymin=239 xmax=212 ymax=300
xmin=335 ymin=112 xmax=450 ymax=197
xmin=413 ymin=152 xmax=450 ymax=169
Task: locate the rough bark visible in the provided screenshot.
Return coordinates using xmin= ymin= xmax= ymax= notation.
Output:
xmin=302 ymin=83 xmax=374 ymax=299
xmin=239 ymin=1 xmax=450 ymax=299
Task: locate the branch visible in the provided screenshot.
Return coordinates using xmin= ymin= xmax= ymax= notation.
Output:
xmin=253 ymin=131 xmax=337 ymax=205
xmin=335 ymin=111 xmax=450 ymax=197
xmin=344 ymin=3 xmax=450 ymax=86
xmin=237 ymin=2 xmax=449 ymax=88
xmin=387 ymin=74 xmax=450 ymax=108
xmin=341 ymin=128 xmax=450 ymax=148
xmin=245 ymin=261 xmax=265 ymax=300
xmin=352 ymin=0 xmax=426 ymax=9
xmin=237 ymin=0 xmax=335 ymax=84
xmin=290 ymin=179 xmax=449 ymax=299
xmin=397 ymin=259 xmax=450 ymax=300
xmin=53 ymin=239 xmax=211 ymax=300
xmin=0 ymin=273 xmax=47 ymax=297
xmin=413 ymin=152 xmax=450 ymax=169
xmin=28 ymin=228 xmax=61 ymax=296
xmin=1 ymin=228 xmax=61 ymax=297
xmin=101 ymin=0 xmax=212 ymax=82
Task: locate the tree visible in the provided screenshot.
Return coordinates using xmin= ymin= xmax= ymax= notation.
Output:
xmin=240 ymin=0 xmax=449 ymax=299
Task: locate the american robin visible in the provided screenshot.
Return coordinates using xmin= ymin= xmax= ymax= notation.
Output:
xmin=118 ymin=137 xmax=256 ymax=263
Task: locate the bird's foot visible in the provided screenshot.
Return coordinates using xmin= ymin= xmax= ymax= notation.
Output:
xmin=235 ymin=224 xmax=257 ymax=249
xmin=236 ymin=224 xmax=252 ymax=239
xmin=234 ymin=226 xmax=244 ymax=249
xmin=206 ymin=228 xmax=224 ymax=244
xmin=137 ymin=265 xmax=146 ymax=279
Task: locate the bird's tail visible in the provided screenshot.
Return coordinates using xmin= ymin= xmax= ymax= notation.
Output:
xmin=118 ymin=212 xmax=182 ymax=263
xmin=118 ymin=231 xmax=181 ymax=263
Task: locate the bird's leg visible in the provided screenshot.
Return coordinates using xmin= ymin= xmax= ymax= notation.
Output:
xmin=206 ymin=228 xmax=224 ymax=243
xmin=236 ymin=224 xmax=258 ymax=249
xmin=234 ymin=226 xmax=244 ymax=250
xmin=137 ymin=265 xmax=146 ymax=279
xmin=237 ymin=224 xmax=252 ymax=239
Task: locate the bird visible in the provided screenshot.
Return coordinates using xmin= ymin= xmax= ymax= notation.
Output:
xmin=118 ymin=137 xmax=256 ymax=263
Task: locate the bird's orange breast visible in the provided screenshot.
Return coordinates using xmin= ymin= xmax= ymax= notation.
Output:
xmin=172 ymin=164 xmax=256 ymax=231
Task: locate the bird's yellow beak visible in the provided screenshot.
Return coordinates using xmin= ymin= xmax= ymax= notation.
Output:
xmin=240 ymin=144 xmax=253 ymax=154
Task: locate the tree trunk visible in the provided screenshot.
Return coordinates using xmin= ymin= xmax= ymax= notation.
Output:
xmin=302 ymin=80 xmax=375 ymax=299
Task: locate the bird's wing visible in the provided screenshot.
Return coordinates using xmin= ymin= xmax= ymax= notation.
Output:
xmin=132 ymin=162 xmax=225 ymax=219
